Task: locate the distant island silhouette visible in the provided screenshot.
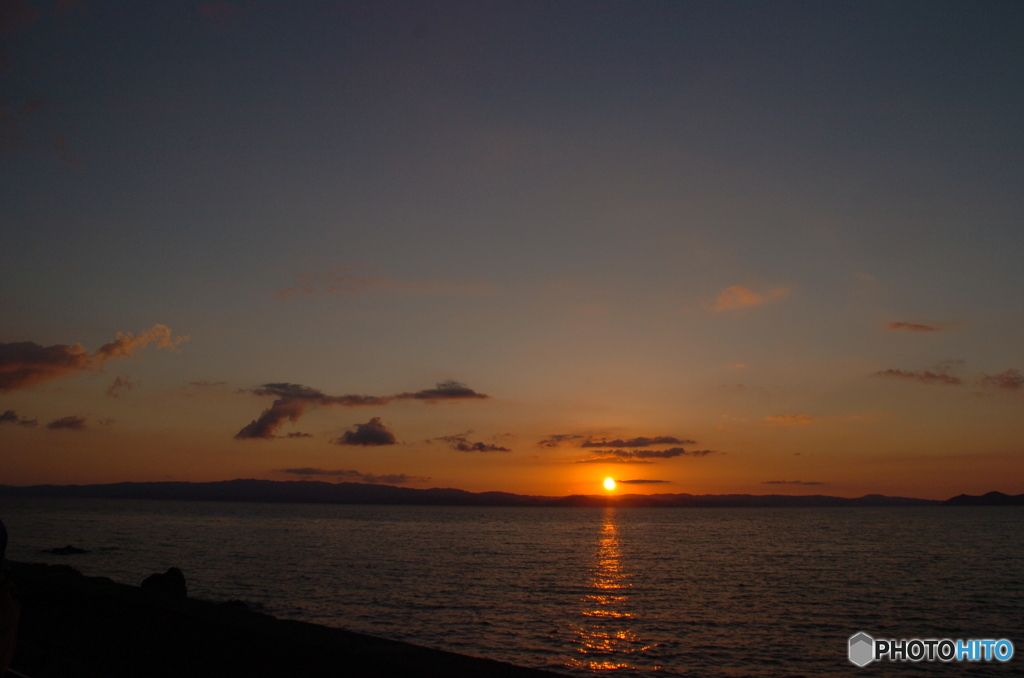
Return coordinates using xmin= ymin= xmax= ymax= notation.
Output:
xmin=1 ymin=480 xmax=1021 ymax=506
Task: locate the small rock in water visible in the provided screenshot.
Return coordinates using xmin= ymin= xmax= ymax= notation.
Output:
xmin=43 ymin=545 xmax=90 ymax=555
xmin=141 ymin=567 xmax=188 ymax=598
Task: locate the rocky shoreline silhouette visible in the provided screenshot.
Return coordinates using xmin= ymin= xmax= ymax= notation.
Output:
xmin=7 ymin=561 xmax=559 ymax=678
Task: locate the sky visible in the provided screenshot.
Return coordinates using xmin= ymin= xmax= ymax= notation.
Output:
xmin=2 ymin=0 xmax=1023 ymax=499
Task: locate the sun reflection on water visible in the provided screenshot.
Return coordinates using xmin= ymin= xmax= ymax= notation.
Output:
xmin=567 ymin=507 xmax=655 ymax=672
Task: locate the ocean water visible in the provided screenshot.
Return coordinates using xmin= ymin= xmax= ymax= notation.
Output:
xmin=1 ymin=498 xmax=1021 ymax=676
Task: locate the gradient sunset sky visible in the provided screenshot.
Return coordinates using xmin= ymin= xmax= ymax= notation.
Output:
xmin=2 ymin=1 xmax=1023 ymax=499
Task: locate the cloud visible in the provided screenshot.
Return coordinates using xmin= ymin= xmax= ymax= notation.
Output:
xmin=763 ymin=480 xmax=826 ymax=486
xmin=544 ymin=433 xmax=714 ymax=463
xmin=0 ymin=325 xmax=188 ymax=393
xmin=0 ymin=409 xmax=35 ymax=427
xmin=428 ymin=431 xmax=511 ymax=452
xmin=234 ymin=396 xmax=309 ymax=440
xmin=393 ymin=380 xmax=489 ymax=401
xmin=0 ymin=341 xmax=92 ymax=392
xmin=615 ymin=479 xmax=671 ymax=484
xmin=539 ymin=433 xmax=694 ymax=448
xmin=234 ymin=383 xmax=390 ymax=440
xmin=235 ymin=381 xmax=486 ymax=440
xmin=631 ymin=447 xmax=715 ymax=458
xmin=575 ymin=448 xmax=716 ymax=463
xmin=106 ymin=375 xmax=134 ymax=398
xmin=574 ymin=457 xmax=654 ymax=464
xmin=247 ymin=383 xmax=390 ymax=406
xmin=887 ymin=321 xmax=941 ymax=333
xmin=47 ymin=416 xmax=87 ymax=430
xmin=537 ymin=434 xmax=586 ymax=448
xmin=93 ymin=325 xmax=189 ymax=361
xmin=765 ymin=414 xmax=816 ymax=424
xmin=873 ymin=369 xmax=962 ymax=386
xmin=979 ymin=369 xmax=1023 ymax=391
xmin=714 ymin=285 xmax=790 ymax=312
xmin=278 ymin=468 xmax=428 ymax=484
xmin=286 ymin=431 xmax=313 ymax=438
xmin=276 ymin=269 xmax=494 ymax=300
xmin=189 ymin=380 xmax=226 ymax=388
xmin=331 ymin=417 xmax=397 ymax=446
xmin=580 ymin=436 xmax=696 ymax=448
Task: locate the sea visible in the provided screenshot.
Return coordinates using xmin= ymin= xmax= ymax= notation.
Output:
xmin=1 ymin=498 xmax=1021 ymax=676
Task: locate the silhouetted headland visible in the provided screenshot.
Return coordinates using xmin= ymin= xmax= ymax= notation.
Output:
xmin=7 ymin=561 xmax=559 ymax=678
xmin=944 ymin=491 xmax=1024 ymax=506
xmin=1 ymin=480 xmax=1019 ymax=506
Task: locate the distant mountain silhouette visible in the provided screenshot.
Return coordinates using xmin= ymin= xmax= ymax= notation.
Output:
xmin=0 ymin=479 xmax=970 ymax=507
xmin=944 ymin=491 xmax=1024 ymax=506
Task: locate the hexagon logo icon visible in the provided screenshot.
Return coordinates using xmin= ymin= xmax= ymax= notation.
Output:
xmin=849 ymin=632 xmax=874 ymax=667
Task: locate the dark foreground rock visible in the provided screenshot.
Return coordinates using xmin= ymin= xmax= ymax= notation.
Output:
xmin=7 ymin=561 xmax=560 ymax=678
xmin=40 ymin=546 xmax=89 ymax=555
xmin=140 ymin=567 xmax=187 ymax=598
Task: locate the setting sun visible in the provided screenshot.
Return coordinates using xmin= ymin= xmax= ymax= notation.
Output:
xmin=603 ymin=477 xmax=617 ymax=491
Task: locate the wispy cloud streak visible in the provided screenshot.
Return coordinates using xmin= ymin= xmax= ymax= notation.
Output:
xmin=106 ymin=375 xmax=134 ymax=398
xmin=714 ymin=285 xmax=790 ymax=312
xmin=873 ymin=369 xmax=962 ymax=385
xmin=0 ymin=325 xmax=188 ymax=392
xmin=979 ymin=369 xmax=1023 ymax=391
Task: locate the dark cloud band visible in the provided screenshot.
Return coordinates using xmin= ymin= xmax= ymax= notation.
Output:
xmin=235 ymin=381 xmax=488 ymax=440
xmin=47 ymin=416 xmax=87 ymax=430
xmin=428 ymin=431 xmax=511 ymax=452
xmin=887 ymin=322 xmax=941 ymax=333
xmin=539 ymin=433 xmax=696 ymax=448
xmin=0 ymin=409 xmax=37 ymax=427
xmin=574 ymin=447 xmax=715 ymax=463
